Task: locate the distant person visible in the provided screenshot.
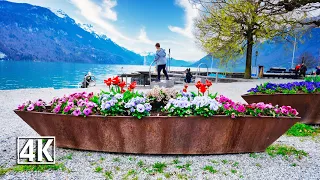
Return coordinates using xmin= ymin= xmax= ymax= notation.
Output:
xmin=300 ymin=63 xmax=307 ymax=77
xmin=154 ymin=43 xmax=169 ymax=81
xmin=295 ymin=64 xmax=301 ymax=78
xmin=316 ymin=66 xmax=320 ymax=75
xmin=184 ymin=68 xmax=193 ymax=83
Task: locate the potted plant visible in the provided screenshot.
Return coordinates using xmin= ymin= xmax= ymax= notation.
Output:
xmin=14 ymin=77 xmax=300 ymax=154
xmin=242 ymin=81 xmax=320 ymax=124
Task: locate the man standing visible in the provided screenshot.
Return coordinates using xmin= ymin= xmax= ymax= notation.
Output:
xmin=154 ymin=43 xmax=169 ymax=81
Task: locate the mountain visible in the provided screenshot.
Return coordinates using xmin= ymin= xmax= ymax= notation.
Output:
xmin=191 ymin=28 xmax=320 ymax=72
xmin=0 ymin=1 xmax=144 ymax=64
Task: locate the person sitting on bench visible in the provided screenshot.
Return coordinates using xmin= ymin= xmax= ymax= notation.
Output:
xmin=184 ymin=68 xmax=193 ymax=83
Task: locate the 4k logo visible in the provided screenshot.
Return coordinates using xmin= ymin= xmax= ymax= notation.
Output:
xmin=17 ymin=137 xmax=55 ymax=164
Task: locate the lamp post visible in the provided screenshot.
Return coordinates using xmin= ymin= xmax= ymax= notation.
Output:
xmin=291 ymin=36 xmax=297 ymax=69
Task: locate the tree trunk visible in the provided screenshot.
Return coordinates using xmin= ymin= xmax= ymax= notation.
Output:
xmin=244 ymin=32 xmax=253 ymax=79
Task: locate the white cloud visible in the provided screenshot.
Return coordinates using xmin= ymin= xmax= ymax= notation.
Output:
xmin=168 ymin=0 xmax=199 ymax=39
xmin=138 ymin=27 xmax=153 ymax=45
xmin=7 ymin=0 xmax=206 ymax=60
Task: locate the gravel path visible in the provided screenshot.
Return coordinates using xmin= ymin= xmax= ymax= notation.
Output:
xmin=1 ymin=79 xmax=319 ymax=180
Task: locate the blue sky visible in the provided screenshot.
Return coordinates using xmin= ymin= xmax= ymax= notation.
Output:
xmin=7 ymin=0 xmax=206 ymax=61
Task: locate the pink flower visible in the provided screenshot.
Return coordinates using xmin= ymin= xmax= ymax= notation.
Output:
xmin=53 ymin=105 xmax=61 ymax=113
xmin=265 ymin=103 xmax=273 ymax=109
xmin=83 ymin=108 xmax=92 ymax=116
xmin=72 ymin=109 xmax=81 ymax=116
xmin=250 ymin=103 xmax=257 ymax=108
xmin=281 ymin=108 xmax=288 ymax=115
xmin=223 ymin=103 xmax=231 ymax=110
xmin=290 ymin=109 xmax=299 ymax=116
xmin=235 ymin=104 xmax=246 ymax=113
xmin=27 ymin=104 xmax=34 ymax=111
xmin=64 ymin=106 xmax=72 ymax=112
xmin=256 ymin=102 xmax=266 ymax=110
xmin=67 ymin=101 xmax=74 ymax=107
xmin=35 ymin=100 xmax=43 ymax=106
xmin=274 ymin=108 xmax=281 ymax=114
xmin=18 ymin=104 xmax=25 ymax=111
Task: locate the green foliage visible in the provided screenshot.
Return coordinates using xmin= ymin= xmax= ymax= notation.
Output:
xmin=266 ymin=144 xmax=308 ymax=159
xmin=124 ymin=169 xmax=137 ymax=179
xmin=210 ymin=160 xmax=219 ymax=164
xmin=221 ymin=159 xmax=228 ymax=164
xmin=104 ymin=170 xmax=113 ymax=179
xmin=231 ymin=169 xmax=237 ymax=174
xmin=232 ymin=162 xmax=239 ymax=167
xmin=305 ymin=76 xmax=320 ymax=82
xmin=112 ymin=157 xmax=120 ymax=162
xmin=152 ymin=162 xmax=167 ymax=173
xmin=177 ymin=173 xmax=188 ymax=180
xmin=176 ymin=162 xmax=192 ymax=171
xmin=249 ymin=153 xmax=259 ymax=158
xmin=203 ymin=165 xmax=218 ymax=174
xmin=94 ymin=166 xmax=103 ymax=173
xmin=164 ymin=172 xmax=172 ymax=178
xmin=65 ymin=153 xmax=73 ymax=160
xmin=172 ymin=159 xmax=181 ymax=164
xmin=194 ymin=0 xmax=308 ymax=77
xmin=0 ymin=163 xmax=67 ymax=175
xmin=137 ymin=160 xmax=145 ymax=167
xmin=286 ymin=123 xmax=318 ymax=136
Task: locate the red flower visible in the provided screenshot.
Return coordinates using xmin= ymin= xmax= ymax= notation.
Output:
xmin=118 ymin=81 xmax=126 ymax=89
xmin=195 ymin=81 xmax=202 ymax=89
xmin=129 ymin=81 xmax=137 ymax=90
xmin=121 ymin=89 xmax=126 ymax=93
xmin=112 ymin=76 xmax=120 ymax=85
xmin=184 ymin=84 xmax=188 ymax=89
xmin=205 ymin=79 xmax=212 ymax=87
xmin=183 ymin=88 xmax=187 ymax=92
xmin=104 ymin=78 xmax=112 ymax=86
xmin=199 ymin=84 xmax=207 ymax=95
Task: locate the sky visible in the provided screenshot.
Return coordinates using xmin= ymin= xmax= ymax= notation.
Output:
xmin=7 ymin=0 xmax=206 ymax=61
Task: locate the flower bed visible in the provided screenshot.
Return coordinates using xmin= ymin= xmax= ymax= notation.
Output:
xmin=14 ymin=77 xmax=301 ymax=154
xmin=243 ymin=81 xmax=320 ymax=124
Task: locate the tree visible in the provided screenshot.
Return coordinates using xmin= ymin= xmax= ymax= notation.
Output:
xmin=191 ymin=0 xmax=319 ymax=78
xmin=296 ymin=52 xmax=317 ymax=69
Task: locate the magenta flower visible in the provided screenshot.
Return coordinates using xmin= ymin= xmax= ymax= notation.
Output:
xmin=64 ymin=106 xmax=72 ymax=112
xmin=234 ymin=104 xmax=246 ymax=113
xmin=223 ymin=103 xmax=231 ymax=110
xmin=72 ymin=109 xmax=81 ymax=116
xmin=27 ymin=104 xmax=34 ymax=111
xmin=35 ymin=100 xmax=43 ymax=106
xmin=83 ymin=108 xmax=92 ymax=116
xmin=18 ymin=104 xmax=25 ymax=111
xmin=53 ymin=106 xmax=61 ymax=113
xmin=290 ymin=109 xmax=299 ymax=116
xmin=256 ymin=102 xmax=266 ymax=110
xmin=274 ymin=108 xmax=281 ymax=114
xmin=281 ymin=108 xmax=288 ymax=115
xmin=67 ymin=101 xmax=74 ymax=107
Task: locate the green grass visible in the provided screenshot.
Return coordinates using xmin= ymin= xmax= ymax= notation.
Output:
xmin=203 ymin=165 xmax=218 ymax=174
xmin=232 ymin=162 xmax=239 ymax=167
xmin=104 ymin=170 xmax=113 ymax=179
xmin=177 ymin=173 xmax=188 ymax=180
xmin=266 ymin=144 xmax=308 ymax=159
xmin=152 ymin=162 xmax=167 ymax=173
xmin=94 ymin=166 xmax=103 ymax=173
xmin=210 ymin=160 xmax=219 ymax=164
xmin=137 ymin=160 xmax=145 ymax=167
xmin=100 ymin=157 xmax=105 ymax=161
xmin=291 ymin=163 xmax=297 ymax=167
xmin=176 ymin=162 xmax=192 ymax=171
xmin=123 ymin=169 xmax=137 ymax=179
xmin=286 ymin=123 xmax=318 ymax=136
xmin=65 ymin=153 xmax=73 ymax=160
xmin=231 ymin=169 xmax=237 ymax=174
xmin=249 ymin=153 xmax=258 ymax=158
xmin=112 ymin=157 xmax=120 ymax=162
xmin=221 ymin=159 xmax=228 ymax=164
xmin=164 ymin=172 xmax=172 ymax=178
xmin=172 ymin=159 xmax=181 ymax=164
xmin=0 ymin=163 xmax=67 ymax=175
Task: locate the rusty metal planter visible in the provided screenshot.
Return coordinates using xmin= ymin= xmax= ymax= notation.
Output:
xmin=242 ymin=93 xmax=320 ymax=124
xmin=14 ymin=110 xmax=299 ymax=154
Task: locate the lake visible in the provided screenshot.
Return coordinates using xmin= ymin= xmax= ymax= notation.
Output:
xmin=0 ymin=61 xmax=219 ymax=90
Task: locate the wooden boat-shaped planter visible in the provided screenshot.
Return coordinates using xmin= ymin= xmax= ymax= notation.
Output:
xmin=241 ymin=93 xmax=320 ymax=124
xmin=14 ymin=110 xmax=299 ymax=155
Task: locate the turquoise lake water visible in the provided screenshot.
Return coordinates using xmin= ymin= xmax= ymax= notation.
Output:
xmin=0 ymin=61 xmax=219 ymax=90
